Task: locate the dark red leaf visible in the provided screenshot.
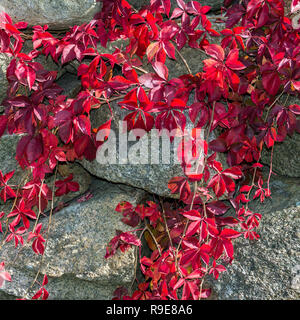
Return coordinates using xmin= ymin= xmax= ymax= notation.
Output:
xmin=208 ymin=138 xmax=227 ymax=152
xmin=0 ymin=116 xmax=7 ymax=138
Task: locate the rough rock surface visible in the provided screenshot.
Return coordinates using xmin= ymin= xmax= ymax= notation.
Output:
xmin=261 ymin=132 xmax=300 ymax=178
xmin=0 ymin=0 xmax=101 ymax=30
xmin=0 ymin=53 xmax=11 ymax=105
xmin=0 ymin=179 xmax=147 ymax=300
xmin=209 ymin=174 xmax=300 ymax=300
xmin=261 ymin=94 xmax=300 ymax=178
xmin=0 ymin=134 xmax=19 ymax=179
xmin=56 ymin=72 xmax=82 ymax=99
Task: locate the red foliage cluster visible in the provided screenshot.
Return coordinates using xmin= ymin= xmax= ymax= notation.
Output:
xmin=0 ymin=0 xmax=299 ymax=299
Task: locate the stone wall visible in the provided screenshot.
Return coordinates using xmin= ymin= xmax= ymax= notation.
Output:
xmin=0 ymin=0 xmax=299 ymax=300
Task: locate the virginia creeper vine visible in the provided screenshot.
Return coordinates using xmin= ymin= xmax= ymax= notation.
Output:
xmin=0 ymin=0 xmax=299 ymax=300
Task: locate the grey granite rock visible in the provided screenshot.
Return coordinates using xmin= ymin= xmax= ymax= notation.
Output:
xmin=261 ymin=132 xmax=300 ymax=178
xmin=0 ymin=0 xmax=101 ymax=30
xmin=0 ymin=54 xmax=11 ymax=106
xmin=209 ymin=174 xmax=300 ymax=300
xmin=0 ymin=179 xmax=147 ymax=300
xmin=56 ymin=72 xmax=82 ymax=99
xmin=0 ymin=134 xmax=19 ymax=179
xmin=261 ymin=94 xmax=300 ymax=178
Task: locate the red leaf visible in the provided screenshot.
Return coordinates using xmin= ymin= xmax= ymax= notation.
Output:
xmin=75 ymin=115 xmax=91 ymax=136
xmin=16 ymin=135 xmax=43 ymax=164
xmin=0 ymin=116 xmax=7 ymax=138
xmin=207 ymin=175 xmax=226 ymax=198
xmin=293 ymin=80 xmax=300 ymax=91
xmin=262 ymin=72 xmax=281 ymax=96
xmin=204 ymin=44 xmax=224 ymax=61
xmin=0 ymin=30 xmax=10 ymax=52
xmin=173 ymin=278 xmax=185 ymax=291
xmin=222 ymin=239 xmax=234 ymax=259
xmin=186 ymin=220 xmax=201 ymax=237
xmin=256 ymin=3 xmax=269 ymax=28
xmin=31 ymin=288 xmax=42 ymax=300
xmin=152 ymin=61 xmax=168 ymax=81
xmin=206 ymin=201 xmax=229 ymax=216
xmin=5 ymin=23 xmax=20 ymax=34
xmin=252 ymin=162 xmax=263 ymax=168
xmin=186 ymin=173 xmax=203 ymax=182
xmin=14 ymin=22 xmax=28 ymax=29
xmin=55 ymin=174 xmax=79 ymax=196
xmin=289 ymin=104 xmax=300 ymax=115
xmin=162 ymin=40 xmax=176 ymax=60
xmin=119 ymin=232 xmax=141 ymax=247
xmin=239 ymin=185 xmax=251 ymax=193
xmin=168 ymin=176 xmax=191 ymax=202
xmin=182 ymin=210 xmax=202 ymax=221
xmin=26 ymin=65 xmax=36 ymax=90
xmin=146 ymin=42 xmax=160 ymax=61
xmin=42 ymin=274 xmax=48 ymax=286
xmin=208 ymin=138 xmax=227 ymax=152
xmin=222 ymin=167 xmax=243 ymax=179
xmin=225 ymin=49 xmax=246 ymax=70
xmin=155 ymin=110 xmax=186 ymax=137
xmin=220 ymin=228 xmax=241 ymax=239
xmin=26 ymin=135 xmax=43 ymax=163
xmin=74 ymin=134 xmax=97 ymax=161
xmin=61 ymin=44 xmax=76 ymax=64
xmin=0 ymin=262 xmax=11 ymax=287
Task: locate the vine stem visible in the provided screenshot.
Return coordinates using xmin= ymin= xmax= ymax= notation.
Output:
xmin=0 ymin=171 xmax=30 ymax=251
xmin=129 ymin=225 xmax=147 ymax=295
xmin=22 ymin=166 xmax=58 ymax=299
xmin=159 ymin=197 xmax=177 ymax=259
xmin=264 ymin=90 xmax=285 ymax=121
xmin=199 ymin=278 xmax=204 ymax=300
xmin=266 ymin=144 xmax=274 ymax=192
xmin=129 ymin=222 xmax=162 ymax=294
xmin=175 ymin=47 xmax=192 ymax=75
xmin=151 ymin=22 xmax=193 ymax=76
xmin=245 ymin=91 xmax=288 ymax=207
xmin=175 ymin=101 xmax=216 ymax=272
xmin=32 ymin=179 xmax=45 ymax=233
xmin=132 ymin=65 xmax=149 ymax=74
xmin=145 ymin=224 xmax=162 ymax=256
